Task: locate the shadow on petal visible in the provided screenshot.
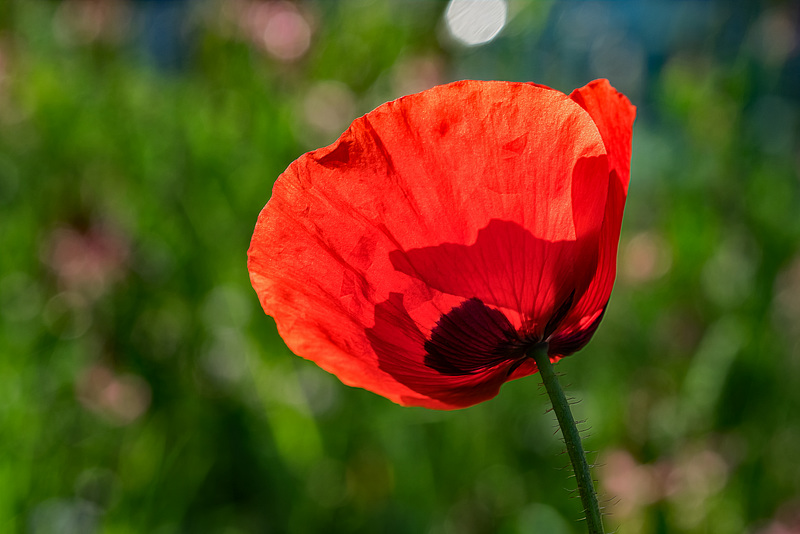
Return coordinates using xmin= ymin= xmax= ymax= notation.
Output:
xmin=388 ymin=219 xmax=589 ymax=336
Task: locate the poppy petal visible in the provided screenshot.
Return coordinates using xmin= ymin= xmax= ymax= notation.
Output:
xmin=570 ymin=79 xmax=635 ymax=197
xmin=552 ymin=80 xmax=636 ymax=347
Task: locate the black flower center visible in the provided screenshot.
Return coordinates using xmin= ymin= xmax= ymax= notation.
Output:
xmin=424 ymin=292 xmax=575 ymax=376
xmin=424 ymin=298 xmax=530 ymax=375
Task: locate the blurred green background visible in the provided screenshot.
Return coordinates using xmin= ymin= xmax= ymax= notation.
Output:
xmin=1 ymin=0 xmax=799 ymax=532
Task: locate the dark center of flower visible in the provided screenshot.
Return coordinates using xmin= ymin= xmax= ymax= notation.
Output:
xmin=424 ymin=292 xmax=575 ymax=376
xmin=424 ymin=298 xmax=530 ymax=376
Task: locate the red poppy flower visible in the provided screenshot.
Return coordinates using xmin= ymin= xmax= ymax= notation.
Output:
xmin=248 ymin=79 xmax=635 ymax=410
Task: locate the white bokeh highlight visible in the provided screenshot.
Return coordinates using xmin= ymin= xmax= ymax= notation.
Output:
xmin=444 ymin=0 xmax=508 ymax=47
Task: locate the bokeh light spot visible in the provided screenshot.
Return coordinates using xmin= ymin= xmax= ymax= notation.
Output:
xmin=77 ymin=365 xmax=152 ymax=426
xmin=302 ymin=80 xmax=357 ymax=138
xmin=261 ymin=3 xmax=312 ymax=62
xmin=444 ymin=0 xmax=507 ymax=47
xmin=240 ymin=1 xmax=313 ymax=62
xmin=622 ymin=231 xmax=672 ymax=285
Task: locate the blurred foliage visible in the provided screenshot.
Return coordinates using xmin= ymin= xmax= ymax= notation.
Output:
xmin=1 ymin=0 xmax=799 ymax=533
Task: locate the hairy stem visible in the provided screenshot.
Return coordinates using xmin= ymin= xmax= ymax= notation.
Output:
xmin=528 ymin=342 xmax=604 ymax=534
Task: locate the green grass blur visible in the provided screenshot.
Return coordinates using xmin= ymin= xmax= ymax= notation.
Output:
xmin=1 ymin=1 xmax=799 ymax=533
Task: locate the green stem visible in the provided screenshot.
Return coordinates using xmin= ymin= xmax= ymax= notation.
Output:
xmin=528 ymin=342 xmax=605 ymax=534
